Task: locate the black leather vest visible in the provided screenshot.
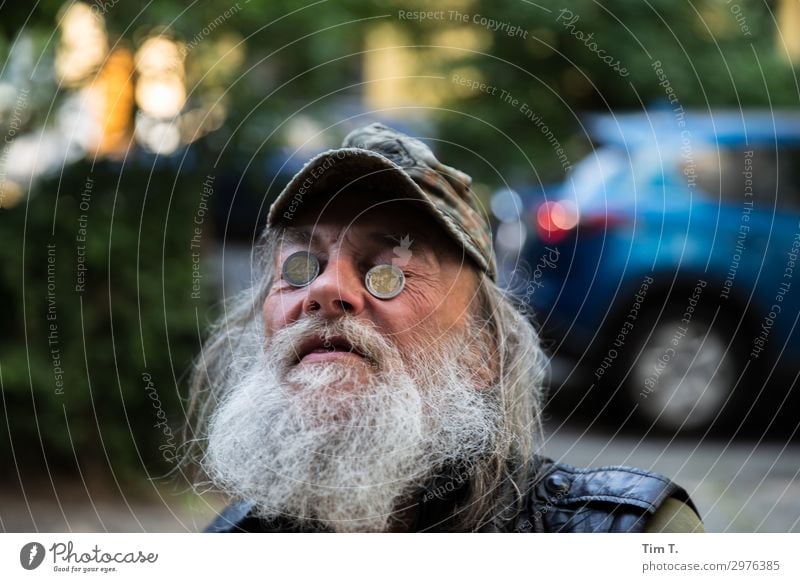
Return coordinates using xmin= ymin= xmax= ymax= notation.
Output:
xmin=515 ymin=457 xmax=698 ymax=533
xmin=204 ymin=457 xmax=699 ymax=533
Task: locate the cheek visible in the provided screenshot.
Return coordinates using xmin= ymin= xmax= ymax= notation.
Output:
xmin=262 ymin=291 xmax=299 ymax=337
xmin=377 ymin=287 xmax=456 ymax=347
xmin=390 ymin=285 xmax=438 ymax=322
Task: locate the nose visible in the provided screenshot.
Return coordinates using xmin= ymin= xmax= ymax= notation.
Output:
xmin=302 ymin=255 xmax=366 ymax=317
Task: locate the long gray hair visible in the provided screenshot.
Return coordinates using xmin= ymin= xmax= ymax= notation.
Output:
xmin=185 ymin=228 xmax=548 ymax=531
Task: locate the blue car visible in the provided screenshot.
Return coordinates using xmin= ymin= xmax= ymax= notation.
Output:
xmin=506 ymin=110 xmax=800 ymax=434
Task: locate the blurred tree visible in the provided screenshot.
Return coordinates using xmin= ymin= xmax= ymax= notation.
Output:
xmin=0 ymin=159 xmax=208 ymax=484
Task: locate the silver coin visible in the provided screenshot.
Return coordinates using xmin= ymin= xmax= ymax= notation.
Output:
xmin=282 ymin=251 xmax=320 ymax=287
xmin=365 ymin=264 xmax=405 ymax=299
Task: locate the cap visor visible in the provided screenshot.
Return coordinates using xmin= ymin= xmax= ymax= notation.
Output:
xmin=268 ymin=148 xmax=430 ymax=226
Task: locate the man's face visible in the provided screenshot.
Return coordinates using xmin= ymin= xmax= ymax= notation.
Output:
xmin=205 ymin=189 xmax=502 ymax=532
xmin=262 ymin=190 xmax=479 ymax=387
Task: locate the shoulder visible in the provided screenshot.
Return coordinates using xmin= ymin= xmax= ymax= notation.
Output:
xmin=644 ymin=497 xmax=705 ymax=533
xmin=519 ymin=458 xmax=703 ymax=533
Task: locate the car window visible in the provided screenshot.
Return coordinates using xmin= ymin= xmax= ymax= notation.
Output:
xmin=689 ymin=147 xmax=800 ymax=209
xmin=562 ymin=148 xmax=626 ymax=207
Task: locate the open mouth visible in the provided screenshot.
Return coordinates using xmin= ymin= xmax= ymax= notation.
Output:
xmin=294 ymin=335 xmax=368 ymax=364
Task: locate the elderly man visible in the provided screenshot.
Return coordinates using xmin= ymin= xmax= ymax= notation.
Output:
xmin=194 ymin=123 xmax=703 ymax=533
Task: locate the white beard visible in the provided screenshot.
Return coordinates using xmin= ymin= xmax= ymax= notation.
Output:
xmin=203 ymin=316 xmax=501 ymax=532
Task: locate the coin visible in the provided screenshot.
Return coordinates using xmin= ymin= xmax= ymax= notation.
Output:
xmin=282 ymin=251 xmax=320 ymax=287
xmin=365 ymin=264 xmax=405 ymax=299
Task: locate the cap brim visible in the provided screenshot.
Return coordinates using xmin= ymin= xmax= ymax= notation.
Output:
xmin=267 ymin=148 xmax=491 ymax=274
xmin=268 ymin=148 xmax=426 ymax=224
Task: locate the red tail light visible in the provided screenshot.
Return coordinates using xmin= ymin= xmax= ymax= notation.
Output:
xmin=536 ymin=200 xmax=579 ymax=243
xmin=535 ymin=201 xmax=626 ymax=243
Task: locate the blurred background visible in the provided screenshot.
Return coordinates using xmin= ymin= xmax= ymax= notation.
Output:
xmin=1 ymin=0 xmax=799 ymax=532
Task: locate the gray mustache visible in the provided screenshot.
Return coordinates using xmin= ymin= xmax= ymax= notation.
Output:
xmin=268 ymin=316 xmax=397 ymax=374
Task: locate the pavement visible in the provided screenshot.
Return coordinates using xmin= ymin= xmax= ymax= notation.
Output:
xmin=542 ymin=418 xmax=800 ymax=532
xmin=0 ymin=481 xmax=225 ymax=533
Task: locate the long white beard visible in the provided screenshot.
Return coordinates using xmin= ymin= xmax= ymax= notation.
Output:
xmin=204 ymin=316 xmax=501 ymax=532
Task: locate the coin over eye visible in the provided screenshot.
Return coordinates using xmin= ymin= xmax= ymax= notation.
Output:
xmin=365 ymin=264 xmax=405 ymax=299
xmin=282 ymin=251 xmax=320 ymax=287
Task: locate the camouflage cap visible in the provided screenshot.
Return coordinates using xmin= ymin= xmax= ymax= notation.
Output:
xmin=267 ymin=123 xmax=496 ymax=280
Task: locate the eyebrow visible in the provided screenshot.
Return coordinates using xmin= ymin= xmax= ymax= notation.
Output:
xmin=279 ymin=228 xmax=314 ymax=248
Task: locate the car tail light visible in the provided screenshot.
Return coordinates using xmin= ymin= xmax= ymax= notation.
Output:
xmin=536 ymin=200 xmax=579 ymax=243
xmin=535 ymin=201 xmax=626 ymax=243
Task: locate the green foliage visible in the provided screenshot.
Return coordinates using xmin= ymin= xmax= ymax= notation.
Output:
xmin=0 ymin=160 xmax=211 ymax=481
